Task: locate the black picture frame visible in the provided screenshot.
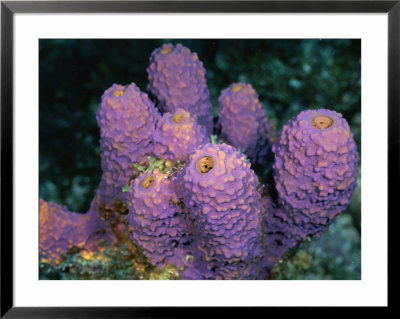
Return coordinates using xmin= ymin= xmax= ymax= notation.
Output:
xmin=1 ymin=0 xmax=395 ymax=317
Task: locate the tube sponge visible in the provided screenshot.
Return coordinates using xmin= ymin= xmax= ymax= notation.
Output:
xmin=217 ymin=82 xmax=275 ymax=165
xmin=39 ymin=200 xmax=90 ymax=264
xmin=272 ymin=108 xmax=359 ymax=236
xmin=95 ymin=83 xmax=161 ymax=206
xmin=147 ymin=43 xmax=214 ymax=136
xmin=126 ymin=169 xmax=194 ymax=269
xmin=183 ymin=143 xmax=264 ymax=279
xmin=39 ymin=199 xmax=116 ymax=265
xmin=153 ymin=108 xmax=209 ymax=162
xmin=260 ymin=194 xmax=307 ymax=272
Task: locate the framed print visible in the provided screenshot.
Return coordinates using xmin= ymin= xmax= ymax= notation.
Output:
xmin=1 ymin=0 xmax=395 ymax=316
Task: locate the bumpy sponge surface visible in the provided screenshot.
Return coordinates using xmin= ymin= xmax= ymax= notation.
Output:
xmin=39 ymin=199 xmax=115 ymax=265
xmin=95 ymin=83 xmax=161 ymax=206
xmin=127 ymin=169 xmax=193 ymax=268
xmin=39 ymin=200 xmax=90 ymax=264
xmin=272 ymin=109 xmax=359 ymax=235
xmin=260 ymin=194 xmax=306 ymax=273
xmin=153 ymin=108 xmax=209 ymax=162
xmin=147 ymin=43 xmax=214 ymax=136
xmin=183 ymin=143 xmax=264 ymax=279
xmin=218 ymin=82 xmax=275 ymax=165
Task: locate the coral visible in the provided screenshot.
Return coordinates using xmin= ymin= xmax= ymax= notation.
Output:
xmin=272 ymin=109 xmax=359 ymax=236
xmin=153 ymin=108 xmax=209 ymax=162
xmin=39 ymin=43 xmax=360 ymax=280
xmin=127 ymin=169 xmax=194 ymax=269
xmin=182 ymin=143 xmax=264 ymax=279
xmin=218 ymin=82 xmax=276 ymax=165
xmin=95 ymin=82 xmax=161 ymax=206
xmin=147 ymin=43 xmax=214 ymax=136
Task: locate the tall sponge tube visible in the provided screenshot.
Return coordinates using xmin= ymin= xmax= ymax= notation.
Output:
xmin=272 ymin=108 xmax=360 ymax=236
xmin=183 ymin=143 xmax=264 ymax=279
xmin=218 ymin=82 xmax=276 ymax=165
xmin=147 ymin=43 xmax=214 ymax=136
xmin=95 ymin=83 xmax=161 ymax=207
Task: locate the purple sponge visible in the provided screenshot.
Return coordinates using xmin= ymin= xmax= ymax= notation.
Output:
xmin=39 ymin=199 xmax=116 ymax=265
xmin=127 ymin=169 xmax=194 ymax=269
xmin=183 ymin=143 xmax=264 ymax=279
xmin=217 ymin=82 xmax=275 ymax=165
xmin=39 ymin=200 xmax=91 ymax=264
xmin=153 ymin=108 xmax=209 ymax=162
xmin=272 ymin=108 xmax=359 ymax=236
xmin=260 ymin=194 xmax=306 ymax=273
xmin=95 ymin=83 xmax=161 ymax=206
xmin=147 ymin=43 xmax=214 ymax=136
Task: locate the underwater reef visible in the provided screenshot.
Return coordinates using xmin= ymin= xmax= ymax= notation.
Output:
xmin=39 ymin=42 xmax=360 ymax=280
